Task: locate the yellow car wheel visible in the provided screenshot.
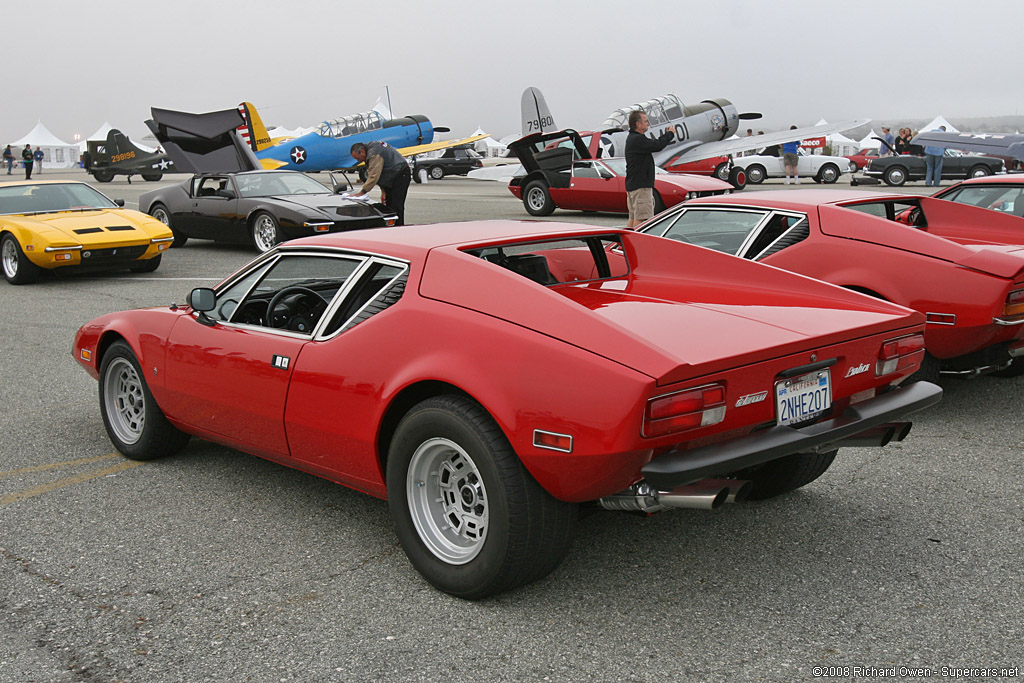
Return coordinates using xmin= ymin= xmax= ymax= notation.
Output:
xmin=1 ymin=233 xmax=41 ymax=285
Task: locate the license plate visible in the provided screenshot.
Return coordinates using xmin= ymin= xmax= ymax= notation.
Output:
xmin=775 ymin=370 xmax=831 ymax=426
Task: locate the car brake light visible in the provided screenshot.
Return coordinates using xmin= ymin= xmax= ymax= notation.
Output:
xmin=643 ymin=384 xmax=726 ymax=437
xmin=1003 ymin=289 xmax=1024 ymax=318
xmin=876 ymin=333 xmax=926 ymax=376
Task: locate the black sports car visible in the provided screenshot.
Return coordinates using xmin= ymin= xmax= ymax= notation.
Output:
xmin=412 ymin=146 xmax=484 ymax=182
xmin=861 ymin=151 xmax=1004 ymax=186
xmin=139 ymin=171 xmax=397 ymax=252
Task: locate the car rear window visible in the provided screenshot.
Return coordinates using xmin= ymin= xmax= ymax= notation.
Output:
xmin=466 ymin=236 xmax=629 ymax=285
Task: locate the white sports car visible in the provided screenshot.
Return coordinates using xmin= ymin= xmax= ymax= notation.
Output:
xmin=733 ymin=152 xmax=855 ymax=184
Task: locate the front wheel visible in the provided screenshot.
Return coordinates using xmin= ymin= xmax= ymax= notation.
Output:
xmin=730 ymin=450 xmax=837 ymax=500
xmin=728 ymin=166 xmax=746 ymax=190
xmin=713 ymin=162 xmax=730 ymax=181
xmin=141 ymin=172 xmax=163 ymax=182
xmin=817 ymin=163 xmax=840 ymax=184
xmin=99 ymin=341 xmax=190 ymax=460
xmin=251 ymin=211 xmax=282 ymax=252
xmin=386 ymin=395 xmax=577 ymax=599
xmin=523 ymin=180 xmax=555 ymax=216
xmin=92 ymin=169 xmax=114 ymax=183
xmin=150 ymin=203 xmax=187 ymax=248
xmin=883 ymin=166 xmax=908 ymax=186
xmin=129 ymin=254 xmax=161 ymax=273
xmin=1 ymin=233 xmax=41 ymax=284
xmin=745 ymin=164 xmax=766 ymax=184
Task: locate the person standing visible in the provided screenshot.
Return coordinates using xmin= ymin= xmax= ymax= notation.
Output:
xmin=350 ymin=141 xmax=412 ymax=226
xmin=21 ymin=144 xmax=34 ymax=180
xmin=781 ymin=126 xmax=802 ymax=185
xmin=2 ymin=145 xmax=13 ymax=174
xmin=880 ymin=126 xmax=895 ymax=156
xmin=624 ymin=110 xmax=674 ymax=228
xmin=924 ymin=126 xmax=947 ymax=187
xmin=33 ymin=146 xmax=44 ymax=174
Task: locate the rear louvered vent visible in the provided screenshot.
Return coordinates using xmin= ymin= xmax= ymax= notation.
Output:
xmin=341 ymin=275 xmax=407 ymax=333
xmin=757 ymin=222 xmax=810 ymax=259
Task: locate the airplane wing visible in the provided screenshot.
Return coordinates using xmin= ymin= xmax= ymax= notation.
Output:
xmin=659 ymin=119 xmax=870 ymax=166
xmin=397 ymin=133 xmax=491 ymax=158
xmin=911 ymin=131 xmax=1024 ymax=160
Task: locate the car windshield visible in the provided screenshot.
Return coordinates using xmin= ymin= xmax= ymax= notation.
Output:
xmin=0 ymin=183 xmax=117 ymax=214
xmin=234 ymin=172 xmax=330 ymax=198
xmin=641 ymin=207 xmax=770 ymax=255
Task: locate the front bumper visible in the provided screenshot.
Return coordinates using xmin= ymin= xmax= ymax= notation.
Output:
xmin=641 ymin=381 xmax=942 ymax=489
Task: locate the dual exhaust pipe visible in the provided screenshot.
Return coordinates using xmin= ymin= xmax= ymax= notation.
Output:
xmin=598 ymin=421 xmax=912 ymax=513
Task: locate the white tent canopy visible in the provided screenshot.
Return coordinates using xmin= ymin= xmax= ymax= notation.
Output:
xmin=471 ymin=127 xmax=506 ymax=157
xmin=80 ymin=122 xmax=114 ymax=152
xmin=921 ymin=115 xmax=959 ymax=133
xmin=8 ymin=121 xmax=78 ymax=168
xmin=859 ymin=129 xmax=882 ymax=149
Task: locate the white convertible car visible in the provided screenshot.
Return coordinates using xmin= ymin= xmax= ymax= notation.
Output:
xmin=733 ymin=151 xmax=855 ymax=184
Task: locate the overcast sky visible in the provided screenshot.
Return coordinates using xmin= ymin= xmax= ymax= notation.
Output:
xmin=7 ymin=0 xmax=1024 ymax=145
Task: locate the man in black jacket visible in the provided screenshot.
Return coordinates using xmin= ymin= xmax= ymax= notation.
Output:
xmin=625 ymin=111 xmax=674 ymax=228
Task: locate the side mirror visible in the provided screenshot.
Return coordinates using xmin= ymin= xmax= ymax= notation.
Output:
xmin=329 ymin=171 xmax=350 ymax=192
xmin=114 ymin=198 xmax=125 ymax=207
xmin=188 ymin=287 xmax=216 ymax=312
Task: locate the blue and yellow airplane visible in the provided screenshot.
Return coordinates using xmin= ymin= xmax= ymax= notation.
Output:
xmin=237 ymin=102 xmax=488 ymax=172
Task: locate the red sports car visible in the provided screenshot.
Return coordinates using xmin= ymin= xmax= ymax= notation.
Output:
xmin=508 ymin=129 xmax=732 ymax=216
xmin=638 ymin=190 xmax=1024 ymax=377
xmin=845 ymin=147 xmax=880 ymax=172
xmin=929 ymin=174 xmax=1024 ymax=224
xmin=74 ymin=221 xmax=938 ymax=598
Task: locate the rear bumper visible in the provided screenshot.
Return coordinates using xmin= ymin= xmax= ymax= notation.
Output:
xmin=641 ymin=381 xmax=942 ymax=489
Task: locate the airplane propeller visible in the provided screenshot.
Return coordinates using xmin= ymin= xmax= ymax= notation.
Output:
xmin=739 ymin=112 xmax=762 ymax=120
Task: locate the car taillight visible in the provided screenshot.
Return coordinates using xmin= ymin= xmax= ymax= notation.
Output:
xmin=1003 ymin=289 xmax=1024 ymax=318
xmin=876 ymin=333 xmax=926 ymax=376
xmin=643 ymin=383 xmax=726 ymax=437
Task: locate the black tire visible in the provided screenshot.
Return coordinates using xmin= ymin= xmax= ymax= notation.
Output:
xmin=653 ymin=191 xmax=667 ymax=214
xmin=251 ymin=211 xmax=282 ymax=252
xmin=149 ymin=204 xmax=187 ymax=248
xmin=746 ymin=164 xmax=766 ymax=184
xmin=883 ymin=166 xmax=908 ymax=186
xmin=1 ymin=233 xmax=41 ymax=284
xmin=728 ymin=166 xmax=746 ymax=190
xmin=906 ymin=352 xmax=941 ymax=385
xmin=92 ymin=169 xmax=114 ymax=183
xmin=731 ymin=450 xmax=837 ymax=500
xmin=849 ymin=161 xmax=860 ymax=172
xmin=140 ymin=172 xmax=163 ymax=182
xmin=99 ymin=340 xmax=190 ymax=460
xmin=429 ymin=166 xmax=445 ymax=180
xmin=386 ymin=395 xmax=577 ymax=599
xmin=713 ymin=162 xmax=730 ymax=181
xmin=817 ymin=163 xmax=840 ymax=184
xmin=129 ymin=254 xmax=161 ymax=273
xmin=968 ymin=165 xmax=991 ymax=179
xmin=523 ymin=180 xmax=555 ymax=216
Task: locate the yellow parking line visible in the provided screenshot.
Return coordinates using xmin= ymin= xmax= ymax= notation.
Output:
xmin=0 ymin=453 xmax=121 ymax=478
xmin=0 ymin=460 xmax=142 ymax=507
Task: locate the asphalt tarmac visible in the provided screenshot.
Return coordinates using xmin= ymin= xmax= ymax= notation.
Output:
xmin=1 ymin=169 xmax=1021 ymax=682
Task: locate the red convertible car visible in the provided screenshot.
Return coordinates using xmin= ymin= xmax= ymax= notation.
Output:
xmin=508 ymin=129 xmax=732 ymax=216
xmin=638 ymin=190 xmax=1024 ymax=378
xmin=74 ymin=221 xmax=939 ymax=598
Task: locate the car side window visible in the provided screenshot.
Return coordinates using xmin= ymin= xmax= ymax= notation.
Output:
xmin=744 ymin=213 xmax=807 ymax=260
xmin=212 ymin=254 xmax=365 ymax=335
xmin=572 ymin=161 xmax=600 ymax=179
xmin=946 ymin=186 xmax=1024 ymax=216
xmin=196 ymin=177 xmax=227 ymax=198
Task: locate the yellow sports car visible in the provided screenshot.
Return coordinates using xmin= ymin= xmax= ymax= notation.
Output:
xmin=1 ymin=180 xmax=173 ymax=284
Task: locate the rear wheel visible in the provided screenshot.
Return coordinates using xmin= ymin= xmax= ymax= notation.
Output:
xmin=523 ymin=181 xmax=555 ymax=216
xmin=906 ymin=352 xmax=941 ymax=384
xmin=746 ymin=164 xmax=766 ymax=184
xmin=653 ymin=191 xmax=667 ymax=214
xmin=713 ymin=162 xmax=730 ymax=181
xmin=99 ymin=341 xmax=190 ymax=460
xmin=731 ymin=450 xmax=837 ymax=500
xmin=386 ymin=395 xmax=577 ymax=599
xmin=1 ymin=233 xmax=41 ymax=284
xmin=141 ymin=172 xmax=163 ymax=182
xmin=817 ymin=163 xmax=840 ymax=184
xmin=92 ymin=169 xmax=114 ymax=182
xmin=429 ymin=166 xmax=445 ymax=180
xmin=728 ymin=166 xmax=746 ymax=190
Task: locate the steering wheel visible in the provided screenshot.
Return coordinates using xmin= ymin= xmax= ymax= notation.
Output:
xmin=267 ymin=286 xmax=327 ymax=332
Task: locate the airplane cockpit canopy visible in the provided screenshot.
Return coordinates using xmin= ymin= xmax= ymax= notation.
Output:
xmin=601 ymin=94 xmax=686 ymax=131
xmin=316 ymin=111 xmax=386 ymax=139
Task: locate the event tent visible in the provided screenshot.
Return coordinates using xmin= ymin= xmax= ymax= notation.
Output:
xmin=80 ymin=122 xmax=114 ymax=152
xmin=471 ymin=127 xmax=506 ymax=157
xmin=8 ymin=121 xmax=79 ymax=168
xmin=920 ymin=115 xmax=959 ymax=133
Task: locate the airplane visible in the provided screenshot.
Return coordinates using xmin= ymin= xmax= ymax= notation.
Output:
xmin=519 ymin=87 xmax=869 ymax=181
xmin=236 ymin=101 xmax=490 ymax=172
xmin=911 ymin=129 xmax=1024 ymax=162
xmin=84 ymin=129 xmax=176 ymax=183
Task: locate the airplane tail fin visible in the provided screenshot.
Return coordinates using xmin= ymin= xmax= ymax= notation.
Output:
xmin=521 ymin=87 xmax=556 ymax=135
xmin=237 ymin=102 xmax=273 ymax=151
xmin=105 ymin=129 xmax=148 ymax=157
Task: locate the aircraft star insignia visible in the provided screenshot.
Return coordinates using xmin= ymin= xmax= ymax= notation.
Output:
xmin=290 ymin=146 xmax=307 ymax=164
xmin=156 ymin=159 xmax=171 ymax=169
